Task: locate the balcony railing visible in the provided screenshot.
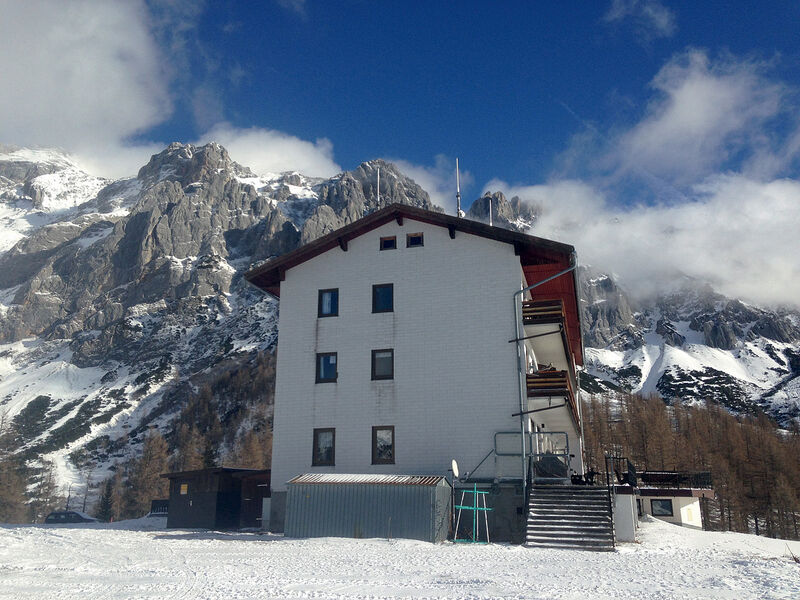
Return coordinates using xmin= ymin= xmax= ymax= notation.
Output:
xmin=639 ymin=471 xmax=713 ymax=489
xmin=526 ymin=370 xmax=580 ymax=426
xmin=521 ymin=298 xmax=566 ymax=326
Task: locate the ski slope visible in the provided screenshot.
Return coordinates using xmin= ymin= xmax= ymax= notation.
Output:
xmin=0 ymin=517 xmax=797 ymax=599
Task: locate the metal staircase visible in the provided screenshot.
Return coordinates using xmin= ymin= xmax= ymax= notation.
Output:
xmin=526 ymin=485 xmax=615 ymax=551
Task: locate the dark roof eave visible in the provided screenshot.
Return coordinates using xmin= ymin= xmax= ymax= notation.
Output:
xmin=160 ymin=467 xmax=266 ymax=479
xmin=244 ymin=203 xmax=575 ymax=295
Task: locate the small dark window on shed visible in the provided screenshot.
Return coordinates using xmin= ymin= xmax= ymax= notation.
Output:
xmin=318 ymin=289 xmax=339 ymax=317
xmin=371 ymin=349 xmax=394 ymax=380
xmin=316 ymin=353 xmax=337 ymax=383
xmin=651 ymin=499 xmax=673 ymax=517
xmin=407 ymin=232 xmax=424 ymax=247
xmin=380 ymin=236 xmax=397 ymax=250
xmin=313 ymin=428 xmax=335 ymax=466
xmin=372 ymin=284 xmax=393 ymax=313
xmin=372 ymin=426 xmax=395 ymax=464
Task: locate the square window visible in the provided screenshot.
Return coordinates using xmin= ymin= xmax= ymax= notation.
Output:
xmin=312 ymin=428 xmax=335 ymax=466
xmin=650 ymin=499 xmax=673 ymax=517
xmin=372 ymin=283 xmax=393 ymax=313
xmin=316 ymin=352 xmax=338 ymax=383
xmin=406 ymin=232 xmax=424 ymax=247
xmin=318 ymin=289 xmax=339 ymax=317
xmin=372 ymin=426 xmax=395 ymax=464
xmin=371 ymin=349 xmax=394 ymax=380
xmin=380 ymin=236 xmax=397 ymax=250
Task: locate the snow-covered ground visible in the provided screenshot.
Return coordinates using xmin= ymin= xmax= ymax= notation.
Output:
xmin=0 ymin=517 xmax=797 ymax=599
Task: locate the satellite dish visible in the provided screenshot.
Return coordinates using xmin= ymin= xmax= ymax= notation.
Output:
xmin=451 ymin=459 xmax=460 ymax=479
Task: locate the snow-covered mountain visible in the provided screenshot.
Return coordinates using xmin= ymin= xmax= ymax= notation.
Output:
xmin=0 ymin=143 xmax=435 ymax=485
xmin=0 ymin=143 xmax=798 ymax=490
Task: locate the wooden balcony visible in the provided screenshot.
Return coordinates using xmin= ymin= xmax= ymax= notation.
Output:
xmin=526 ymin=370 xmax=571 ymax=397
xmin=521 ymin=299 xmax=566 ymax=326
xmin=526 ymin=370 xmax=580 ymax=429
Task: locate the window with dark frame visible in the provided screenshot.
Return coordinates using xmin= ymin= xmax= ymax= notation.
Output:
xmin=317 ymin=288 xmax=339 ymax=317
xmin=650 ymin=498 xmax=674 ymax=517
xmin=315 ymin=352 xmax=338 ymax=383
xmin=372 ymin=283 xmax=393 ymax=313
xmin=372 ymin=426 xmax=395 ymax=464
xmin=312 ymin=428 xmax=335 ymax=466
xmin=380 ymin=236 xmax=397 ymax=250
xmin=371 ymin=349 xmax=394 ymax=380
xmin=406 ymin=232 xmax=424 ymax=247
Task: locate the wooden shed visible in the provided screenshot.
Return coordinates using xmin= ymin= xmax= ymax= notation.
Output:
xmin=160 ymin=468 xmax=270 ymax=530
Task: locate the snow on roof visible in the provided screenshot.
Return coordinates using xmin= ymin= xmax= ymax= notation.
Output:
xmin=288 ymin=473 xmax=446 ymax=486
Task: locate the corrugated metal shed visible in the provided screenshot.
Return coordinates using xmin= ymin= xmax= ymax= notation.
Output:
xmin=286 ymin=473 xmax=451 ymax=543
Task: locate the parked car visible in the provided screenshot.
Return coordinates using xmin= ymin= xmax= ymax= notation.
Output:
xmin=44 ymin=510 xmax=98 ymax=524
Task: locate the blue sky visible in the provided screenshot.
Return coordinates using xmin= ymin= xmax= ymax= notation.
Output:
xmin=2 ymin=1 xmax=800 ymax=304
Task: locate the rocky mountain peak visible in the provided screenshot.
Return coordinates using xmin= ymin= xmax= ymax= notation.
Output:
xmin=467 ymin=191 xmax=538 ymax=231
xmin=136 ymin=142 xmax=254 ymax=189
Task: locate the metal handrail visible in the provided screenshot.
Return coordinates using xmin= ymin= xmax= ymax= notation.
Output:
xmin=604 ymin=454 xmax=616 ymax=547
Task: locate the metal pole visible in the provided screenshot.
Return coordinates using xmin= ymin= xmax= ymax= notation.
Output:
xmin=456 ymin=158 xmax=462 ymax=217
xmin=377 ymin=166 xmax=380 ymax=204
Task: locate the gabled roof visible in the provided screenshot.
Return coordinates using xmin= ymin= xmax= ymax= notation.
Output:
xmin=244 ymin=203 xmax=575 ymax=296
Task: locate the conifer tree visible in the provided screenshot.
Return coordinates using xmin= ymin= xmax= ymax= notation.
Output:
xmin=126 ymin=429 xmax=169 ymax=517
xmin=0 ymin=412 xmax=27 ymax=523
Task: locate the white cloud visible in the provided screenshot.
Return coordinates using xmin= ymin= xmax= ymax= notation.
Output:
xmin=604 ymin=0 xmax=676 ymax=41
xmin=196 ymin=123 xmax=341 ymax=178
xmin=276 ymin=0 xmax=307 ymax=17
xmin=0 ymin=1 xmax=171 ymax=177
xmin=487 ymin=176 xmax=800 ymax=307
xmin=616 ymin=50 xmax=786 ymax=184
xmin=390 ymin=155 xmax=473 ymax=213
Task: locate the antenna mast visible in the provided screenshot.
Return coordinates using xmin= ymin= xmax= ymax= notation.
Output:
xmin=377 ymin=165 xmax=380 ymax=204
xmin=456 ymin=158 xmax=463 ymax=217
xmin=489 ymin=194 xmax=493 ymax=227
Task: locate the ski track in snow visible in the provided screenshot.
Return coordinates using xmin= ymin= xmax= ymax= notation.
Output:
xmin=0 ymin=518 xmax=797 ymax=599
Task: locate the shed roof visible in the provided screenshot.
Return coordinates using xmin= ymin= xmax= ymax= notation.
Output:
xmin=288 ymin=473 xmax=447 ymax=486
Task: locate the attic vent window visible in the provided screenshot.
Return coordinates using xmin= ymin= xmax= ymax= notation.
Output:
xmin=407 ymin=233 xmax=424 ymax=247
xmin=380 ymin=236 xmax=397 ymax=250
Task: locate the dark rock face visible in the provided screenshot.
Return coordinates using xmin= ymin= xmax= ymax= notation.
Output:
xmin=579 ymin=269 xmax=644 ymax=350
xmin=655 ymin=318 xmax=686 ymax=347
xmin=467 ymin=191 xmax=538 ymax=231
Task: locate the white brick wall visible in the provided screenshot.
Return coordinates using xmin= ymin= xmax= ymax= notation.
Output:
xmin=271 ymin=218 xmax=528 ymax=491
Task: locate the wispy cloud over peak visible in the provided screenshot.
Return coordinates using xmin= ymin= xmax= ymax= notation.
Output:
xmin=616 ymin=50 xmax=790 ymax=184
xmin=604 ymin=0 xmax=677 ymax=41
xmin=488 ymin=175 xmax=800 ymax=307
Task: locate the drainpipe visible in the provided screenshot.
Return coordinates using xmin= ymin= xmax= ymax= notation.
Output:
xmin=513 ymin=252 xmax=578 ymax=499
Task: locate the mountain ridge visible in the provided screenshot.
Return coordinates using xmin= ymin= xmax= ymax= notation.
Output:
xmin=0 ymin=142 xmax=797 ymax=490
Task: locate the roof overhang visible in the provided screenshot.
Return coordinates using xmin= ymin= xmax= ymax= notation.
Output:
xmin=244 ymin=203 xmax=575 ymax=296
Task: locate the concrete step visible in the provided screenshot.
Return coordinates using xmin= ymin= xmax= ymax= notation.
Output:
xmin=527 ymin=529 xmax=614 ymax=540
xmin=525 ymin=540 xmax=615 ymax=551
xmin=528 ymin=508 xmax=610 ymax=517
xmin=525 ymin=485 xmax=614 ymax=552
